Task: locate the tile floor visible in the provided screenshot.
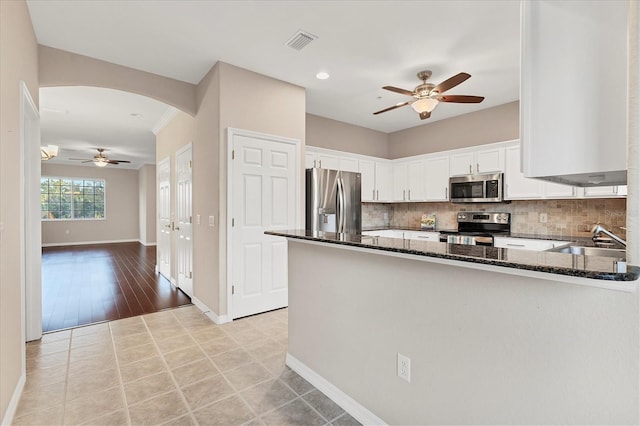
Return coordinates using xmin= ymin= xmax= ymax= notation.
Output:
xmin=14 ymin=306 xmax=361 ymax=426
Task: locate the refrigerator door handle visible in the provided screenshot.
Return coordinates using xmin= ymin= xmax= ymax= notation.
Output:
xmin=337 ymin=177 xmax=346 ymax=233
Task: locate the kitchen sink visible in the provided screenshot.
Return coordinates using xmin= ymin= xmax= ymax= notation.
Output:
xmin=550 ymin=245 xmax=626 ymax=259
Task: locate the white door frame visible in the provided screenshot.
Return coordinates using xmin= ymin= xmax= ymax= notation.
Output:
xmin=157 ymin=156 xmax=171 ymax=280
xmin=175 ymin=143 xmax=193 ymax=297
xmin=21 ymin=81 xmax=42 ymax=344
xmin=225 ymin=128 xmax=301 ymax=321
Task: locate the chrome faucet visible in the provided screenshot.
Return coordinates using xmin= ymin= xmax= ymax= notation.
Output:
xmin=591 ymin=223 xmax=626 ymax=247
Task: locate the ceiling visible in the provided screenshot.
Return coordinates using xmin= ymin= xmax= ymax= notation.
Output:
xmin=28 ymin=0 xmax=521 ymax=167
xmin=40 ymin=86 xmax=172 ymax=169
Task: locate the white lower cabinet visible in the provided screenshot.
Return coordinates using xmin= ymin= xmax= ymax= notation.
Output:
xmin=404 ymin=231 xmax=440 ymax=242
xmin=493 ymin=237 xmax=569 ymax=251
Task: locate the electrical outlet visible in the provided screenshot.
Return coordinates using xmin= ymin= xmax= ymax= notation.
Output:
xmin=397 ymin=353 xmax=411 ymax=383
xmin=539 ymin=213 xmax=548 ymax=223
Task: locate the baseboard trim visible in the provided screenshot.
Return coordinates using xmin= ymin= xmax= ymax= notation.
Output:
xmin=170 ymin=278 xmax=177 ymax=287
xmin=138 ymin=239 xmax=157 ymax=247
xmin=285 ymin=353 xmax=387 ymax=426
xmin=41 ymin=239 xmax=138 ymax=247
xmin=191 ymin=296 xmax=230 ymax=325
xmin=1 ymin=373 xmax=25 ymax=426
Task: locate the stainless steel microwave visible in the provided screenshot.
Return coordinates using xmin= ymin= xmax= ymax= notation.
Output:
xmin=449 ymin=173 xmax=504 ymax=203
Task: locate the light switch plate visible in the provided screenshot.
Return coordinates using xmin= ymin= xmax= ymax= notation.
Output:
xmin=209 ymin=216 xmax=215 ymax=227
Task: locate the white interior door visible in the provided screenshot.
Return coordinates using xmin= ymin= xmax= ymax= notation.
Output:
xmin=157 ymin=157 xmax=171 ymax=280
xmin=175 ymin=145 xmax=193 ymax=298
xmin=230 ymin=132 xmax=297 ymax=319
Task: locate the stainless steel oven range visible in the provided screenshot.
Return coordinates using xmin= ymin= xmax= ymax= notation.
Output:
xmin=439 ymin=212 xmax=510 ymax=246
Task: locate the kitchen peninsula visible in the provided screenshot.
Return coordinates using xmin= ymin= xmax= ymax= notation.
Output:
xmin=268 ymin=230 xmax=639 ymax=425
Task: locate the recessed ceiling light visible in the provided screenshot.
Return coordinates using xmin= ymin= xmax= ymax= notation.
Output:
xmin=316 ymin=72 xmax=330 ymax=80
xmin=130 ymin=113 xmax=143 ymax=118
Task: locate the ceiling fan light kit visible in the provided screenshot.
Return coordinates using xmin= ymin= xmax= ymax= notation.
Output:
xmin=69 ymin=148 xmax=132 ymax=167
xmin=374 ymin=70 xmax=484 ymax=120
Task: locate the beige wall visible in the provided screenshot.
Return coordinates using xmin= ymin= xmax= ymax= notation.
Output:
xmin=218 ymin=62 xmax=306 ymax=316
xmin=41 ymin=164 xmax=140 ymax=245
xmin=0 ymin=0 xmax=39 ymax=421
xmin=38 ymin=45 xmax=198 ymax=116
xmin=156 ymin=61 xmax=305 ymax=317
xmin=138 ymin=164 xmax=156 ymax=245
xmin=156 ymin=112 xmax=198 ymax=285
xmin=306 ymin=113 xmax=389 ymax=158
xmin=388 ymin=101 xmax=519 ymax=158
xmin=288 ymin=240 xmax=639 ymax=424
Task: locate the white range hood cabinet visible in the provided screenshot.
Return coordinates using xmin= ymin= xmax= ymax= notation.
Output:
xmin=520 ymin=0 xmax=628 ymax=187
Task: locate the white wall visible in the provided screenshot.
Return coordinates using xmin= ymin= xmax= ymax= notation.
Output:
xmin=41 ymin=164 xmax=140 ymax=245
xmin=288 ymin=241 xmax=639 ymax=425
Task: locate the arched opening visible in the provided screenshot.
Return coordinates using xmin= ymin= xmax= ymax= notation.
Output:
xmin=33 ymin=85 xmax=191 ymax=333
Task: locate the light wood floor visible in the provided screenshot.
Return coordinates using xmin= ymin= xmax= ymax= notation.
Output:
xmin=41 ymin=242 xmax=191 ymax=332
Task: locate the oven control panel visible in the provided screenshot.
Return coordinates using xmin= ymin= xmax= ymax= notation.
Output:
xmin=457 ymin=212 xmax=510 ymax=224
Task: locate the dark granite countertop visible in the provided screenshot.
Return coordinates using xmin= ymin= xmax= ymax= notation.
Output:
xmin=265 ymin=229 xmax=638 ymax=283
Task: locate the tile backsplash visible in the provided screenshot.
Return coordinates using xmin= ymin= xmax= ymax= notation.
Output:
xmin=362 ymin=198 xmax=627 ymax=239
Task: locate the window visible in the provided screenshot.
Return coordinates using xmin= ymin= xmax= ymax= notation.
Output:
xmin=41 ymin=177 xmax=105 ymax=220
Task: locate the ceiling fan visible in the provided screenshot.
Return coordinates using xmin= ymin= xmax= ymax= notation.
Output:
xmin=373 ymin=70 xmax=484 ymax=120
xmin=69 ymin=148 xmax=131 ymax=167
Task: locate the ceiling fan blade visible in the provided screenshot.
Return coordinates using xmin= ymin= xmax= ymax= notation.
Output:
xmin=382 ymin=86 xmax=415 ymax=96
xmin=109 ymin=160 xmax=131 ymax=164
xmin=69 ymin=158 xmax=93 ymax=161
xmin=433 ymin=72 xmax=471 ymax=94
xmin=438 ymin=95 xmax=485 ymax=103
xmin=419 ymin=111 xmax=431 ymax=120
xmin=373 ymin=102 xmax=410 ymax=115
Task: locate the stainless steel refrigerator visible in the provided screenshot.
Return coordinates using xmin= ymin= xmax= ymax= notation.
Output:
xmin=306 ymin=168 xmax=362 ymax=234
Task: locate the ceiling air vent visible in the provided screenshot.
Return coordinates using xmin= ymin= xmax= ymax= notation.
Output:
xmin=285 ymin=30 xmax=318 ymax=51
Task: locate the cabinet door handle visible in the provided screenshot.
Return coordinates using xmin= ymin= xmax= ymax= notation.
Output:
xmin=469 ymin=164 xmax=472 ymax=174
xmin=408 ymin=189 xmax=411 ymax=199
xmin=319 ymin=160 xmax=322 ymax=168
xmin=476 ymin=163 xmax=480 ymax=173
xmin=376 ymin=190 xmax=379 ymax=200
xmin=445 ymin=187 xmax=448 ymax=199
xmin=506 ymin=243 xmax=525 ymax=247
xmin=403 ymin=189 xmax=406 ymax=200
xmin=373 ymin=189 xmax=376 ymax=200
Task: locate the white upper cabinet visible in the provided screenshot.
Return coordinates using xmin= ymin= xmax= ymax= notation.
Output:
xmin=521 ymin=0 xmax=627 ymax=186
xmin=305 ymin=149 xmax=340 ymax=170
xmin=504 ymin=145 xmax=544 ymax=200
xmin=375 ymin=162 xmax=393 ymax=202
xmin=359 ymin=159 xmax=376 ymax=202
xmin=449 ymin=152 xmax=475 ymax=176
xmin=424 ymin=156 xmax=449 ymax=201
xmin=584 ymin=185 xmax=627 ymax=198
xmin=450 ymin=147 xmax=504 ymax=176
xmin=392 ymin=162 xmax=408 ymax=201
xmin=407 ymin=160 xmax=425 ymax=201
xmin=505 ymin=143 xmax=580 ymax=200
xmin=339 ymin=156 xmax=359 ymax=173
xmin=393 ymin=160 xmax=425 ymax=201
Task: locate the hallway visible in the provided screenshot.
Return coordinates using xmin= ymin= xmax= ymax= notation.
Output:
xmin=41 ymin=243 xmax=191 ymax=332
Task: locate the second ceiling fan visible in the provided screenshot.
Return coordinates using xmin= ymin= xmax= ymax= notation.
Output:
xmin=70 ymin=148 xmax=131 ymax=167
xmin=374 ymin=70 xmax=484 ymax=120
